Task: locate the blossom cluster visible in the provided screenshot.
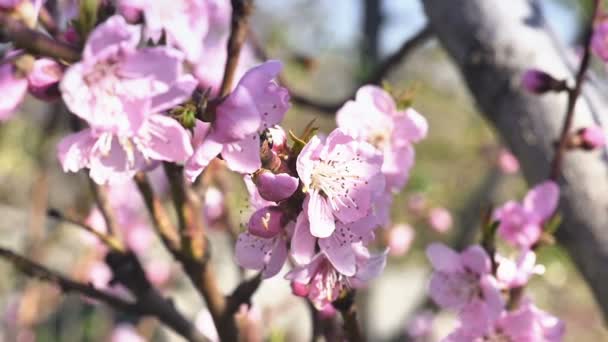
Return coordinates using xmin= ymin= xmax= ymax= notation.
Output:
xmin=0 ymin=0 xmax=429 ymax=315
xmin=426 ymin=181 xmax=564 ymax=341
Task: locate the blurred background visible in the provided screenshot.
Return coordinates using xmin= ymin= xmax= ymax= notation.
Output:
xmin=0 ymin=0 xmax=607 ymax=341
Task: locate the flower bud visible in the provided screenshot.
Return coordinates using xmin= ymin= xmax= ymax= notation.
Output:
xmin=521 ymin=69 xmax=566 ymax=94
xmin=291 ymin=281 xmax=310 ymax=297
xmin=204 ymin=186 xmax=225 ymax=222
xmin=27 ymin=58 xmax=62 ymax=101
xmin=579 ymin=126 xmax=605 ymax=150
xmin=248 ymin=206 xmax=284 ymax=238
xmin=497 ymin=148 xmax=520 ymax=174
xmin=60 ymin=27 xmax=80 ymax=45
xmin=253 ymin=170 xmax=299 ymax=202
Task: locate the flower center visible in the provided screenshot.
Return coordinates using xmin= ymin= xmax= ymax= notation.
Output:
xmin=310 ymin=154 xmax=367 ymax=211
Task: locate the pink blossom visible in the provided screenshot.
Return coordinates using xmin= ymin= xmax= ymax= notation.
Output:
xmin=267 ymin=125 xmax=287 ymax=154
xmin=127 ymin=0 xmax=209 ymax=62
xmin=235 ymin=220 xmax=292 ymax=278
xmin=388 ymin=223 xmax=415 ymax=257
xmin=111 ymin=324 xmax=145 ymax=342
xmin=291 ymin=211 xmax=377 ymax=277
xmin=286 ymin=244 xmax=387 ymax=309
xmin=494 ymin=181 xmax=559 ymax=249
xmin=426 ymin=243 xmax=503 ymax=321
xmin=87 ymin=261 xmax=112 ymax=289
xmin=0 ymin=62 xmax=28 ymax=121
xmin=0 ymin=0 xmax=22 ymax=9
xmin=444 ymin=301 xmax=564 ymax=342
xmin=58 ymin=15 xmax=196 ymax=184
xmin=144 ymin=260 xmax=173 ymax=288
xmin=247 ymin=206 xmax=285 ymax=238
xmin=296 ymin=128 xmax=385 ymax=238
xmin=336 ymin=85 xmax=428 ymax=192
xmin=27 ymin=58 xmax=62 ymax=101
xmin=428 ymin=207 xmax=453 ymax=233
xmin=252 ymin=170 xmax=299 ymax=202
xmin=497 ymin=148 xmax=520 ymax=174
xmin=186 ymin=60 xmax=290 ymax=180
xmin=496 ymin=250 xmax=545 ymax=289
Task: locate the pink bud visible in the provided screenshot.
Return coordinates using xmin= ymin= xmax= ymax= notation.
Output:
xmin=580 ymin=126 xmax=605 ymax=150
xmin=253 ymin=170 xmax=299 ymax=202
xmin=248 ymin=206 xmax=284 ymax=238
xmin=87 ymin=261 xmax=112 ymax=289
xmin=60 ymin=27 xmax=80 ymax=45
xmin=0 ymin=0 xmax=21 ymax=10
xmin=497 ymin=148 xmax=520 ymax=174
xmin=291 ymin=281 xmax=310 ymax=297
xmin=388 ymin=224 xmax=415 ymax=257
xmin=428 ymin=207 xmax=453 ymax=233
xmin=204 ymin=186 xmax=225 ymax=222
xmin=145 ymin=261 xmax=172 ymax=287
xmin=318 ymin=304 xmax=337 ymax=319
xmin=27 ymin=58 xmax=62 ymax=101
xmin=521 ymin=69 xmax=564 ymax=94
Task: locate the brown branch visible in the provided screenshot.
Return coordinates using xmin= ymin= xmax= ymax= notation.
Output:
xmin=219 ymin=0 xmax=254 ymax=97
xmin=0 ymin=247 xmax=208 ymax=342
xmin=88 ymin=180 xmax=121 ymax=239
xmin=286 ymin=25 xmax=433 ymax=114
xmin=0 ymin=13 xmax=80 ymax=62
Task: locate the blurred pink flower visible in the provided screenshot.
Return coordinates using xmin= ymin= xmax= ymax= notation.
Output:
xmin=406 ymin=309 xmax=435 ymax=339
xmin=337 ymin=85 xmax=428 ymax=192
xmin=494 ymin=181 xmax=559 ymax=249
xmin=0 ymin=62 xmax=28 ymax=121
xmin=521 ymin=69 xmax=563 ymax=94
xmin=592 ymin=19 xmax=608 ymax=62
xmin=145 ymin=260 xmax=173 ymax=287
xmin=203 ymin=186 xmax=225 ymax=223
xmin=497 ymin=148 xmax=519 ymax=174
xmin=427 ymin=207 xmax=453 ymax=233
xmin=296 ymin=128 xmax=384 ymax=238
xmin=426 ymin=243 xmax=503 ymax=321
xmin=388 ymin=224 xmax=415 ymax=257
xmin=87 ymin=261 xmax=112 ymax=289
xmin=111 ymin=324 xmax=145 ymax=342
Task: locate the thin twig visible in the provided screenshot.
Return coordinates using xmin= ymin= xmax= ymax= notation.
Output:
xmin=88 ymin=180 xmax=121 ymax=239
xmin=0 ymin=13 xmax=80 ymax=62
xmin=219 ymin=0 xmax=254 ymax=97
xmin=549 ymin=0 xmax=599 ymax=180
xmin=284 ymin=25 xmax=433 ymax=114
xmin=47 ymin=208 xmax=124 ymax=252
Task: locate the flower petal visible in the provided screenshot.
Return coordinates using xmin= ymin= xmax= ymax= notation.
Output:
xmin=221 ymin=135 xmax=262 ymax=174
xmin=306 ymin=191 xmax=336 ymax=238
xmin=425 ymin=243 xmax=463 ymax=273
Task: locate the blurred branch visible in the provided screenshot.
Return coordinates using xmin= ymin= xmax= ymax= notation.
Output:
xmin=88 ymin=180 xmax=121 ymax=240
xmin=0 ymin=13 xmax=80 ymax=62
xmin=333 ymin=291 xmax=364 ymax=342
xmin=283 ymin=25 xmax=433 ymax=114
xmin=0 ymin=247 xmax=208 ymax=342
xmin=362 ymin=0 xmax=384 ymax=65
xmin=219 ymin=0 xmax=254 ymax=97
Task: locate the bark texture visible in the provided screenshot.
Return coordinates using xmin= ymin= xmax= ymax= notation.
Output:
xmin=423 ymin=0 xmax=608 ymax=319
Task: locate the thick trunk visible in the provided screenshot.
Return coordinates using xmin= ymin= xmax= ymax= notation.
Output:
xmin=422 ymin=0 xmax=608 ymax=319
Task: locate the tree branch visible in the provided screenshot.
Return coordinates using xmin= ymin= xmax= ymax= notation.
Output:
xmin=333 ymin=291 xmax=364 ymax=342
xmin=0 ymin=13 xmax=80 ymax=62
xmin=286 ymin=25 xmax=433 ymax=114
xmin=219 ymin=0 xmax=254 ymax=97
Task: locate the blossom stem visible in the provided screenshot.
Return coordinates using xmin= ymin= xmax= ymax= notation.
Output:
xmin=88 ymin=180 xmax=122 ymax=240
xmin=0 ymin=13 xmax=80 ymax=62
xmin=334 ymin=291 xmax=364 ymax=342
xmin=218 ymin=0 xmax=254 ymax=98
xmin=549 ymin=0 xmax=599 ymax=181
xmin=0 ymin=247 xmax=207 ymax=342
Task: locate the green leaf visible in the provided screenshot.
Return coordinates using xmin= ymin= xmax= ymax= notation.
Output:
xmin=545 ymin=213 xmax=562 ymax=235
xmin=75 ymin=0 xmax=99 ymax=38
